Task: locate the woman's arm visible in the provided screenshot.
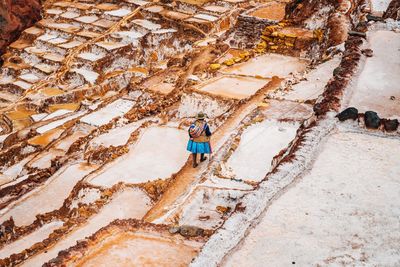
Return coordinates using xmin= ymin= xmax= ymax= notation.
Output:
xmin=205 ymin=124 xmax=212 ymax=136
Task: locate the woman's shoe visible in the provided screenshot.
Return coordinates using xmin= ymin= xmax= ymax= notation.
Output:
xmin=200 ymin=156 xmax=207 ymax=162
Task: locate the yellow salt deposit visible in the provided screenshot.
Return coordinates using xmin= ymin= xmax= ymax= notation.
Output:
xmin=40 ymin=88 xmax=65 ymax=96
xmin=6 ymin=110 xmax=36 ymax=120
xmin=28 ymin=128 xmax=65 ymax=147
xmin=48 ymin=103 xmax=80 ymax=112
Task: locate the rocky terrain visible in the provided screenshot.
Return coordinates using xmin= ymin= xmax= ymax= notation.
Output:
xmin=0 ymin=0 xmax=42 ymax=58
xmin=0 ymin=0 xmax=398 ymax=266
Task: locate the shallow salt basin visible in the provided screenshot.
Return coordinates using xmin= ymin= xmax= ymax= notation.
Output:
xmin=225 ymin=132 xmax=400 ymax=266
xmin=176 ymin=186 xmax=247 ymax=230
xmin=0 ymin=163 xmax=97 ymax=226
xmin=89 ymin=120 xmax=146 ymax=148
xmin=53 ymin=125 xmax=94 ymax=151
xmin=0 ymin=221 xmax=63 ymax=260
xmin=71 ymin=68 xmax=99 ymax=84
xmin=22 ymin=188 xmax=152 ymax=266
xmin=0 ymin=156 xmax=33 ymax=187
xmin=176 ymin=93 xmax=232 ymax=120
xmin=248 ymin=2 xmax=286 ymax=21
xmin=261 ymin=100 xmax=313 ymax=121
xmin=226 ymin=120 xmax=299 ymax=183
xmin=37 ymin=112 xmax=83 ymax=134
xmin=281 ymin=56 xmax=341 ymax=101
xmin=72 ymin=232 xmax=200 ymax=267
xmin=347 ymin=30 xmax=400 ymax=118
xmin=371 ymin=0 xmax=391 ymax=14
xmin=88 ymin=126 xmax=188 ymax=187
xmin=28 ymin=149 xmax=65 ymax=169
xmin=196 ymin=76 xmax=269 ymax=100
xmin=222 ymin=53 xmax=308 ymax=79
xmin=80 ymin=99 xmax=135 ymax=127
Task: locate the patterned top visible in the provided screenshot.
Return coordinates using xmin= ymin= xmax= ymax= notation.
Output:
xmin=188 ymin=120 xmax=211 ymax=142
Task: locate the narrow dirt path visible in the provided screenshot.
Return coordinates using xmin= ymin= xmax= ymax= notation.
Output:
xmin=144 ymin=76 xmax=283 ymax=222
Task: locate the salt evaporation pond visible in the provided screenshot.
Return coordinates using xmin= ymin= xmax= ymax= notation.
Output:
xmin=88 ymin=126 xmax=188 ymax=187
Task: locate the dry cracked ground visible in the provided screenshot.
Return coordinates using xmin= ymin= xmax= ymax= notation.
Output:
xmin=0 ymin=0 xmax=399 ymax=266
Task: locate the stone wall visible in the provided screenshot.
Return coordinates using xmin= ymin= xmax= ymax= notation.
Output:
xmin=227 ymin=15 xmax=276 ymax=48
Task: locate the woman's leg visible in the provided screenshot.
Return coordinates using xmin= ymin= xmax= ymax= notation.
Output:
xmin=192 ymin=153 xmax=198 ymax=168
xmin=200 ymin=153 xmax=207 ymax=162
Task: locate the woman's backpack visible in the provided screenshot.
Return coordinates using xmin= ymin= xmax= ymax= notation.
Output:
xmin=189 ymin=121 xmax=206 ymax=138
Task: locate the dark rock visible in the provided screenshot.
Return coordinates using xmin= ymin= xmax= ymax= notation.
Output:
xmin=383 ymin=119 xmax=399 ymax=132
xmin=366 ymin=14 xmax=384 ymax=22
xmin=336 ymin=107 xmax=358 ymax=121
xmin=356 ymin=22 xmax=368 ymax=33
xmin=364 ymin=111 xmax=380 ymax=129
xmin=361 ymin=49 xmax=373 ymax=57
xmin=168 ymin=226 xmax=180 ymax=234
xmin=348 ymin=31 xmax=367 ymax=38
xmin=333 ymin=67 xmax=343 ymax=76
xmin=304 ymin=99 xmax=316 ymax=105
xmin=179 ymin=225 xmax=204 ymax=237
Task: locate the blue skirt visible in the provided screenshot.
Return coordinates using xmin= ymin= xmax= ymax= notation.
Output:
xmin=187 ymin=140 xmax=212 ymax=154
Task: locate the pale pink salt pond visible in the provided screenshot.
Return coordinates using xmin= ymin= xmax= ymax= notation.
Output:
xmin=225 ymin=120 xmax=299 ymax=183
xmin=196 ymin=76 xmax=269 ymax=100
xmin=28 ymin=149 xmax=65 ymax=169
xmin=88 ymin=120 xmax=147 ymax=148
xmin=0 ymin=221 xmax=63 ymax=260
xmin=221 ymin=53 xmax=308 ymax=78
xmin=176 ymin=93 xmax=232 ymax=120
xmin=72 ymin=231 xmax=201 ymax=267
xmin=174 ymin=186 xmax=247 ymax=230
xmin=87 ymin=126 xmax=188 ymax=187
xmin=0 ymin=156 xmax=34 ymax=187
xmin=0 ymin=163 xmax=97 ymax=226
xmin=22 ymin=188 xmax=152 ymax=266
xmin=347 ymin=30 xmax=400 ymax=118
xmin=53 ymin=124 xmax=94 ymax=151
xmin=370 ymin=0 xmax=391 ymax=15
xmin=80 ymin=99 xmax=135 ymax=127
xmin=280 ymin=56 xmax=341 ymax=101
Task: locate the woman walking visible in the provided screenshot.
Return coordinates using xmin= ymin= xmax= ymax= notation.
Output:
xmin=187 ymin=112 xmax=212 ymax=168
